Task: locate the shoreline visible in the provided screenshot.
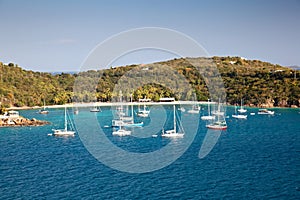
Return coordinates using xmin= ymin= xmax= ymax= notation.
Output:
xmin=7 ymin=101 xmax=298 ymax=111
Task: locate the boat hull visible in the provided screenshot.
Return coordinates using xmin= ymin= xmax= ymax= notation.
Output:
xmin=206 ymin=125 xmax=227 ymax=130
xmin=112 ymin=130 xmax=131 ymax=136
xmin=53 ymin=130 xmax=75 ymax=136
xmin=232 ymin=114 xmax=247 ymax=119
xmin=238 ymin=109 xmax=247 ymax=113
xmin=258 ymin=109 xmax=274 ymax=115
xmin=39 ymin=110 xmax=49 ymax=114
xmin=137 ymin=113 xmax=149 ymax=117
xmin=162 ymin=133 xmax=184 ymax=138
xmin=201 ymin=116 xmax=215 ymax=120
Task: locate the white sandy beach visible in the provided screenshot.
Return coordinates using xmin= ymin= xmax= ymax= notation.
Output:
xmin=8 ymin=101 xmax=216 ymax=110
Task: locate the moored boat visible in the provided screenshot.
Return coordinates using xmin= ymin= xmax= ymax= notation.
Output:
xmin=52 ymin=107 xmax=75 ymax=136
xmin=112 ymin=128 xmax=131 ymax=136
xmin=258 ymin=109 xmax=274 ymax=115
xmin=238 ymin=99 xmax=247 ymax=113
xmin=90 ymin=106 xmax=101 ymax=112
xmin=162 ymin=104 xmax=184 ymax=138
xmin=206 ymin=121 xmax=227 ymax=130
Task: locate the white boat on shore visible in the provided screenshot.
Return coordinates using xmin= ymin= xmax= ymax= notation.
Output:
xmin=258 ymin=109 xmax=274 ymax=115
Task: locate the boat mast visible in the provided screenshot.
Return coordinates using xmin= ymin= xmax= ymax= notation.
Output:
xmin=217 ymin=99 xmax=220 ymax=122
xmin=208 ymin=99 xmax=210 ymax=116
xmin=131 ymin=93 xmax=134 ymax=123
xmin=235 ymin=103 xmax=237 ymax=114
xmin=64 ymin=106 xmax=67 ymax=131
xmin=173 ymin=104 xmax=176 ymax=133
xmin=240 ymin=99 xmax=243 ymax=109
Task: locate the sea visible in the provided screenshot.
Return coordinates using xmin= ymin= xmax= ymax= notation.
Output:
xmin=0 ymin=105 xmax=299 ymax=199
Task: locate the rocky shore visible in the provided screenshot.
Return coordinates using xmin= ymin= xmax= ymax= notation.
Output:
xmin=0 ymin=116 xmax=49 ymax=127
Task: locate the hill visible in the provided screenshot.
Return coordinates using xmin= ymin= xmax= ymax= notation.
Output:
xmin=0 ymin=62 xmax=74 ymax=108
xmin=0 ymin=56 xmax=299 ymax=109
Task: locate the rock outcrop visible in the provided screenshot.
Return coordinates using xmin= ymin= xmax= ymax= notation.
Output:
xmin=0 ymin=116 xmax=49 ymax=127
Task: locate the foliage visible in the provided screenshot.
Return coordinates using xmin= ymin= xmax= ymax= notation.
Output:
xmin=0 ymin=57 xmax=299 ymax=107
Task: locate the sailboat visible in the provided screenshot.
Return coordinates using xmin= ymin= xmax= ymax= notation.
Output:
xmin=52 ymin=107 xmax=75 ymax=136
xmin=112 ymin=94 xmax=135 ymax=136
xmin=39 ymin=99 xmax=49 ymax=114
xmin=201 ymin=99 xmax=215 ymax=120
xmin=74 ymin=108 xmax=79 ymax=115
xmin=232 ymin=104 xmax=247 ymax=119
xmin=206 ymin=100 xmax=227 ymax=130
xmin=238 ymin=99 xmax=247 ymax=113
xmin=211 ymin=99 xmax=225 ymax=116
xmin=137 ymin=103 xmax=150 ymax=117
xmin=112 ymin=126 xmax=131 ymax=136
xmin=112 ymin=92 xmax=143 ymax=128
xmin=90 ymin=106 xmax=101 ymax=112
xmin=162 ymin=104 xmax=184 ymax=138
xmin=178 ymin=107 xmax=186 ymax=112
xmin=258 ymin=108 xmax=275 ymax=115
xmin=187 ymin=104 xmax=200 ymax=114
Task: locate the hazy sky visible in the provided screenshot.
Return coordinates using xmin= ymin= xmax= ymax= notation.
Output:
xmin=0 ymin=0 xmax=299 ymax=72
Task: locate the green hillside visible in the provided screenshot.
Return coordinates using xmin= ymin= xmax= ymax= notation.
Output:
xmin=0 ymin=56 xmax=299 ymax=109
xmin=0 ymin=62 xmax=74 ymax=107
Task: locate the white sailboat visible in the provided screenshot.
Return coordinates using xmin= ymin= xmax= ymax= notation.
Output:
xmin=211 ymin=99 xmax=224 ymax=116
xmin=232 ymin=104 xmax=247 ymax=119
xmin=90 ymin=106 xmax=101 ymax=112
xmin=187 ymin=104 xmax=200 ymax=114
xmin=206 ymin=120 xmax=227 ymax=130
xmin=74 ymin=108 xmax=79 ymax=115
xmin=162 ymin=104 xmax=184 ymax=138
xmin=112 ymin=92 xmax=143 ymax=128
xmin=178 ymin=107 xmax=186 ymax=112
xmin=238 ymin=99 xmax=247 ymax=113
xmin=52 ymin=107 xmax=75 ymax=136
xmin=112 ymin=126 xmax=131 ymax=136
xmin=39 ymin=99 xmax=49 ymax=114
xmin=258 ymin=109 xmax=274 ymax=115
xmin=137 ymin=103 xmax=150 ymax=117
xmin=206 ymin=100 xmax=227 ymax=130
xmin=201 ymin=99 xmax=215 ymax=120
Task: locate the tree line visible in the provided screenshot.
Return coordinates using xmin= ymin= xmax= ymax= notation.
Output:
xmin=0 ymin=56 xmax=299 ymax=109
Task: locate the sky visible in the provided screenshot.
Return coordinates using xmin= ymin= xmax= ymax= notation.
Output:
xmin=0 ymin=0 xmax=299 ymax=72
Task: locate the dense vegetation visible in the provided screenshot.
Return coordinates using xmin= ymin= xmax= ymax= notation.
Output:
xmin=0 ymin=56 xmax=299 ymax=109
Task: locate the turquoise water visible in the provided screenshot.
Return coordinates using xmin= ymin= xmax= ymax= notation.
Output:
xmin=0 ymin=106 xmax=299 ymax=199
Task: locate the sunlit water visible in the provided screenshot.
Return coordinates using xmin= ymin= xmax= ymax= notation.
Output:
xmin=0 ymin=106 xmax=299 ymax=199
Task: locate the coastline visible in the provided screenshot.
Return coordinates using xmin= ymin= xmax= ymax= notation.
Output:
xmin=7 ymin=101 xmax=298 ymax=111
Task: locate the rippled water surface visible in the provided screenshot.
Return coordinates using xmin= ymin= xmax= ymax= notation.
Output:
xmin=1 ymin=106 xmax=299 ymax=199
